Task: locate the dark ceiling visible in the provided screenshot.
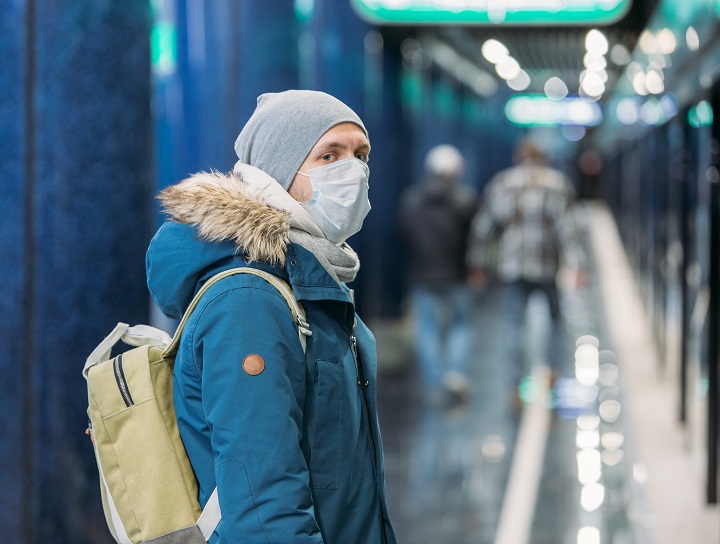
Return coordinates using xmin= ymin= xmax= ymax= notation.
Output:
xmin=385 ymin=0 xmax=659 ymax=100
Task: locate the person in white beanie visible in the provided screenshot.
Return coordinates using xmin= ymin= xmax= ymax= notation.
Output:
xmin=398 ymin=144 xmax=480 ymax=407
xmin=146 ymin=90 xmax=396 ymax=543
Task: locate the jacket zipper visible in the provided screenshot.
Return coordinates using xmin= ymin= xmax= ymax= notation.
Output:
xmin=113 ymin=354 xmax=134 ymax=407
xmin=350 ymin=333 xmax=376 ymax=466
xmin=351 ymin=332 xmax=389 ymax=543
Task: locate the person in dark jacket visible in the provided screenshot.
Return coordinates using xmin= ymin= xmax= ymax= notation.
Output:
xmin=146 ymin=90 xmax=397 ymax=543
xmin=398 ymin=144 xmax=480 ymax=405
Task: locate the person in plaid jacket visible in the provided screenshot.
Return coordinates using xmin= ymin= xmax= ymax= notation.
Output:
xmin=467 ymin=137 xmax=586 ymax=404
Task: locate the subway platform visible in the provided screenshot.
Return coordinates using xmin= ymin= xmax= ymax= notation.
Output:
xmin=372 ymin=203 xmax=719 ymax=544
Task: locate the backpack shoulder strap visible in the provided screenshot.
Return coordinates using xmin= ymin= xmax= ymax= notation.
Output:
xmin=162 ymin=267 xmax=311 ymax=359
xmin=177 ymin=268 xmax=309 ymax=539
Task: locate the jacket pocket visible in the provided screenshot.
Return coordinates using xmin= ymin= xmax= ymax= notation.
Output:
xmin=310 ymin=359 xmax=342 ymax=490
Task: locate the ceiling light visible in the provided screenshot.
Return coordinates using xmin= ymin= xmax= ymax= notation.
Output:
xmin=610 ymin=44 xmax=630 ymax=66
xmin=601 ymin=432 xmax=625 ymax=449
xmin=657 ymin=28 xmax=677 ymax=54
xmin=578 ymin=88 xmax=601 ymax=102
xmin=645 ymin=70 xmax=664 ymax=94
xmin=577 ymin=449 xmax=602 ymax=482
xmin=576 ymin=415 xmax=600 ymax=430
xmin=585 ymin=29 xmax=608 ymax=55
xmin=507 ymin=70 xmax=531 ymax=91
xmin=481 ymin=39 xmax=509 ymax=64
xmin=598 ymin=399 xmax=621 ymax=422
xmin=626 ymin=61 xmax=643 ymax=79
xmin=601 ymin=449 xmax=624 ymax=466
xmin=615 ymin=98 xmax=639 ymax=125
xmin=581 ymin=68 xmax=608 ymax=85
xmin=638 ymin=30 xmax=658 ymax=54
xmin=576 ymin=335 xmax=599 ymax=347
xmin=632 ymin=71 xmax=648 ymax=95
xmin=577 ymin=526 xmax=600 ymax=544
xmin=633 ymin=462 xmax=648 ymax=484
xmin=686 ymin=26 xmax=700 ymax=51
xmin=545 ymin=77 xmax=568 ymax=100
xmin=576 ymin=430 xmax=600 ymax=450
xmin=561 ymin=125 xmax=586 ymax=141
xmin=598 ymin=367 xmax=617 ymax=389
xmin=583 ymin=53 xmax=607 ymax=71
xmin=496 ymin=57 xmax=521 ymax=80
xmin=641 ymin=100 xmax=662 ymax=125
xmin=580 ymin=71 xmax=605 ymax=96
xmin=648 ymin=55 xmax=667 ymax=69
xmin=581 ymin=484 xmax=605 ymax=512
xmin=401 ymin=38 xmax=422 ymax=60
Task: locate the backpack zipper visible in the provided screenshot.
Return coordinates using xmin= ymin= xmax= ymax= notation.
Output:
xmin=113 ymin=354 xmax=134 ymax=407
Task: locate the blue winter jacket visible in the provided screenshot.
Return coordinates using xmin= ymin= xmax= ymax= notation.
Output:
xmin=146 ymin=171 xmax=397 ymax=544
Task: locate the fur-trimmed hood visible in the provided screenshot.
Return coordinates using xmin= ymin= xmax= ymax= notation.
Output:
xmin=147 ymin=166 xmax=349 ymax=319
xmin=157 ymin=170 xmax=292 ymax=267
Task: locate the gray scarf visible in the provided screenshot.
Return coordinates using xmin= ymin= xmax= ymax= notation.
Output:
xmin=289 ymin=230 xmax=360 ymax=284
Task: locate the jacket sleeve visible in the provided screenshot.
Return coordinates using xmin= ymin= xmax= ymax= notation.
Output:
xmin=467 ymin=181 xmax=502 ymax=270
xmin=190 ymin=279 xmax=323 ymax=543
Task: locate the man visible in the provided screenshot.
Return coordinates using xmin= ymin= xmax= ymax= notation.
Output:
xmin=398 ymin=144 xmax=479 ymax=405
xmin=467 ymin=137 xmax=586 ymax=401
xmin=146 ymin=90 xmax=397 ymax=543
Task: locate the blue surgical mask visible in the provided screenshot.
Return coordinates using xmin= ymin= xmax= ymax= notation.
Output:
xmin=297 ymin=158 xmax=371 ymax=244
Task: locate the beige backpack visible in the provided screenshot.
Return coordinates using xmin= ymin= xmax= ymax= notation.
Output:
xmin=83 ymin=267 xmax=310 ymax=543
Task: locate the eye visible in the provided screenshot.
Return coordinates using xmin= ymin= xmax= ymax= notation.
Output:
xmin=321 ymin=153 xmax=334 ymax=162
xmin=356 ymin=153 xmax=369 ymax=163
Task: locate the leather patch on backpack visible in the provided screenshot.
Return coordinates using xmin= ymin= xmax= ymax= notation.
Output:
xmin=242 ymin=354 xmax=265 ymax=376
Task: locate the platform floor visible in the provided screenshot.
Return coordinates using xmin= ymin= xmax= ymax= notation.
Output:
xmin=373 ymin=203 xmax=719 ymax=544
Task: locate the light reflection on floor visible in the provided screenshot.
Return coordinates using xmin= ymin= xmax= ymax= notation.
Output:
xmin=376 ymin=219 xmax=639 ymax=544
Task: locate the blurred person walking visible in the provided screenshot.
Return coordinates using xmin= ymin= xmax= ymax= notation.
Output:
xmin=147 ymin=90 xmax=396 ymax=543
xmin=467 ymin=137 xmax=586 ymax=405
xmin=399 ymin=144 xmax=480 ymax=406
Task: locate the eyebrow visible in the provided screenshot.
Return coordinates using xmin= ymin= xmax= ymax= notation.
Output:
xmin=315 ymin=140 xmax=371 ymax=153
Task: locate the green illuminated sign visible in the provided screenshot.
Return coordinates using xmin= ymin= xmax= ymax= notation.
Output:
xmin=505 ymin=95 xmax=603 ymax=126
xmin=351 ymin=0 xmax=631 ymax=25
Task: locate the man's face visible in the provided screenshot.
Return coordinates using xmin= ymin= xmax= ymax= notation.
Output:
xmin=288 ymin=122 xmax=370 ymax=203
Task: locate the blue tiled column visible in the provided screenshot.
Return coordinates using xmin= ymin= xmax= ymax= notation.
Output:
xmin=307 ymin=2 xmax=407 ymax=316
xmin=359 ymin=29 xmax=409 ymax=317
xmin=0 ymin=2 xmax=30 ymax=539
xmin=310 ymin=0 xmax=369 ymax=115
xmin=235 ymin=0 xmax=300 ymax=126
xmin=154 ymin=0 xmax=300 ymax=191
xmin=1 ymin=2 xmax=153 ymax=542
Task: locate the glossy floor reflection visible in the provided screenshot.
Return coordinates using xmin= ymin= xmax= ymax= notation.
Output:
xmin=376 ymin=209 xmax=640 ymax=544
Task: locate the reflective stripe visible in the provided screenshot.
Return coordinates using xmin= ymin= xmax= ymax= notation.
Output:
xmin=92 ymin=439 xmax=133 ymax=544
xmin=196 ymin=488 xmax=221 ymax=540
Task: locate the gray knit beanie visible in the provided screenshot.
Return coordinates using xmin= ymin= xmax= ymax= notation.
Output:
xmin=234 ymin=90 xmax=368 ymax=190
